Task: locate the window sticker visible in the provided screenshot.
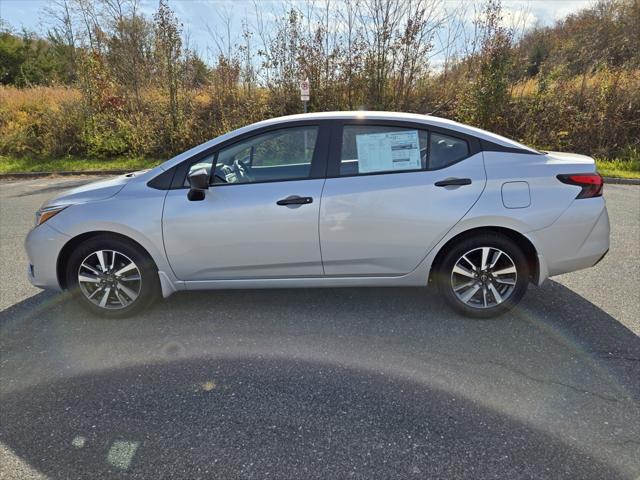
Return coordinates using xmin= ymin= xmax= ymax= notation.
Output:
xmin=355 ymin=130 xmax=421 ymax=173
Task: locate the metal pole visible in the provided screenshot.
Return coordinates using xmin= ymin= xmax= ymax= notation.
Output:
xmin=302 ymin=99 xmax=308 ymax=155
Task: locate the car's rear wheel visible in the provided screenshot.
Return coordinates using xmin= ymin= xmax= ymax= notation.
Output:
xmin=65 ymin=236 xmax=160 ymax=318
xmin=436 ymin=233 xmax=529 ymax=318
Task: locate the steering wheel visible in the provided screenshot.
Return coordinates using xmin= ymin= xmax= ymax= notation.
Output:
xmin=420 ymin=146 xmax=428 ymax=165
xmin=233 ymin=156 xmax=253 ymax=182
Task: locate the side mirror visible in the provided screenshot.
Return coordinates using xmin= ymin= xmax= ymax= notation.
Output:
xmin=187 ymin=168 xmax=209 ymax=201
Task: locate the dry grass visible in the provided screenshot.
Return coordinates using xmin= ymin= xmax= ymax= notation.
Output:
xmin=511 ymin=69 xmax=640 ymax=98
xmin=0 ymin=86 xmax=81 ymax=109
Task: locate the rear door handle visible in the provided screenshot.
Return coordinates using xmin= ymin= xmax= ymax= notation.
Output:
xmin=276 ymin=195 xmax=313 ymax=206
xmin=434 ymin=178 xmax=472 ymax=187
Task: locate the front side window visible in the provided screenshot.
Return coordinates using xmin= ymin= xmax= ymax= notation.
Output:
xmin=212 ymin=126 xmax=318 ymax=185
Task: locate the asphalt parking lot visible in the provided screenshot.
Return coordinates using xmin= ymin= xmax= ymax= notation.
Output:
xmin=1 ymin=176 xmax=639 ymax=479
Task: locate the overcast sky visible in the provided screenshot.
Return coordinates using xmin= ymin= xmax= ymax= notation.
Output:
xmin=1 ymin=0 xmax=594 ymax=64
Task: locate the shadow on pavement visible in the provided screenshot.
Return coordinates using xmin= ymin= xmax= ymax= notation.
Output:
xmin=0 ymin=357 xmax=623 ymax=480
xmin=1 ymin=281 xmax=638 ymax=479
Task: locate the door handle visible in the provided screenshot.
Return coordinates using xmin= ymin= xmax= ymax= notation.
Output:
xmin=276 ymin=195 xmax=313 ymax=206
xmin=434 ymin=178 xmax=472 ymax=187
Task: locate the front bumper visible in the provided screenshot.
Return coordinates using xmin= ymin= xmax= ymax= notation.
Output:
xmin=24 ymin=223 xmax=70 ymax=291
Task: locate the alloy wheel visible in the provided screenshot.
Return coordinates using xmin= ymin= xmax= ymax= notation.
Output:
xmin=450 ymin=246 xmax=517 ymax=309
xmin=77 ymin=250 xmax=142 ymax=310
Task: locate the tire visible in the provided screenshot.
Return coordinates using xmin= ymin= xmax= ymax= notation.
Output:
xmin=435 ymin=233 xmax=529 ymax=318
xmin=65 ymin=235 xmax=160 ymax=318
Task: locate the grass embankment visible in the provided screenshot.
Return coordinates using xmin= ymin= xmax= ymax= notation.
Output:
xmin=595 ymin=158 xmax=640 ymax=179
xmin=0 ymin=156 xmax=162 ymax=174
xmin=0 ymin=155 xmax=638 ymax=179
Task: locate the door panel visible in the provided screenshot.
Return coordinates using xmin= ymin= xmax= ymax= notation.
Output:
xmin=319 ymin=154 xmax=486 ymax=275
xmin=163 ymin=180 xmax=325 ymax=280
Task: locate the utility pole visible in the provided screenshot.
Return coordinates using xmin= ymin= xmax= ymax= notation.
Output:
xmin=299 ymin=78 xmax=311 ymax=154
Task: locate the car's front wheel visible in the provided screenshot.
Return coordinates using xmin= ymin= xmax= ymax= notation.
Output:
xmin=436 ymin=233 xmax=530 ymax=318
xmin=65 ymin=236 xmax=160 ymax=318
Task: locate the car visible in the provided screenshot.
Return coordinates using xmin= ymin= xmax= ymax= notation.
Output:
xmin=25 ymin=111 xmax=610 ymax=318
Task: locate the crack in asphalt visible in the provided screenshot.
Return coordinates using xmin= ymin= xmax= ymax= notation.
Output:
xmin=409 ymin=345 xmax=629 ymax=405
xmin=456 ymin=354 xmax=620 ymax=403
xmin=593 ymin=352 xmax=640 ymax=363
xmin=473 ymin=358 xmax=623 ymax=404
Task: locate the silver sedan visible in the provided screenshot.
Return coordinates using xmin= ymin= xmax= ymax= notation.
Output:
xmin=25 ymin=112 xmax=610 ymax=318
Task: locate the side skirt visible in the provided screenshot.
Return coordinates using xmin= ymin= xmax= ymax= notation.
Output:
xmin=180 ymin=272 xmax=429 ymax=291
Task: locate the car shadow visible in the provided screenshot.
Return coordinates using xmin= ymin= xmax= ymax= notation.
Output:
xmin=159 ymin=280 xmax=640 ymax=399
xmin=1 ymin=281 xmax=639 ymax=479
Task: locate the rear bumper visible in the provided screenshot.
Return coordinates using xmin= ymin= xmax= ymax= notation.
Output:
xmin=592 ymin=248 xmax=609 ymax=267
xmin=24 ymin=223 xmax=69 ymax=291
xmin=531 ymin=198 xmax=610 ymax=285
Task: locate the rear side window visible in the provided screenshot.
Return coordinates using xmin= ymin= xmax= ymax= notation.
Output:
xmin=429 ymin=132 xmax=469 ymax=169
xmin=339 ymin=125 xmax=470 ymax=176
xmin=340 ymin=125 xmax=428 ymax=176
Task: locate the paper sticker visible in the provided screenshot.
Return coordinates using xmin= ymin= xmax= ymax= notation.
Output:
xmin=355 ymin=130 xmax=421 ymax=173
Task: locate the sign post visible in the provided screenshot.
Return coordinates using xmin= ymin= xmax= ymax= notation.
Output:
xmin=300 ymin=78 xmax=310 ymax=113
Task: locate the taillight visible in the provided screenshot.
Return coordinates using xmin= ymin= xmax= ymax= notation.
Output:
xmin=557 ymin=173 xmax=603 ymax=199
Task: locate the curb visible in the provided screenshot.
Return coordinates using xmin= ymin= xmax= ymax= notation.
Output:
xmin=602 ymin=176 xmax=640 ymax=185
xmin=0 ymin=170 xmax=131 ymax=180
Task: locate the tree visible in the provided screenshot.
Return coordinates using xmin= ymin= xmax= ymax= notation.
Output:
xmin=154 ymin=0 xmax=183 ymax=134
xmin=459 ymin=0 xmax=513 ymax=131
xmin=0 ymin=30 xmax=67 ymax=86
xmin=103 ymin=0 xmax=153 ymax=110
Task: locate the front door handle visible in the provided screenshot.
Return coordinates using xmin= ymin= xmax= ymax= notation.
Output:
xmin=276 ymin=195 xmax=313 ymax=206
xmin=434 ymin=178 xmax=472 ymax=187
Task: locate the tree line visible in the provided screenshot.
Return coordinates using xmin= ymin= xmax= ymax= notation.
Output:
xmin=0 ymin=0 xmax=638 ymax=161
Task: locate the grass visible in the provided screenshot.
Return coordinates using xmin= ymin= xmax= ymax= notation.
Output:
xmin=0 ymin=155 xmax=162 ymax=174
xmin=1 ymin=155 xmax=639 ymax=180
xmin=595 ymin=158 xmax=640 ymax=179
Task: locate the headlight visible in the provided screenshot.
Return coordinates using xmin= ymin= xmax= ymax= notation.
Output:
xmin=35 ymin=205 xmax=67 ymax=226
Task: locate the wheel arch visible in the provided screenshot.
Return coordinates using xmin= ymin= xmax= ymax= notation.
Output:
xmin=428 ymin=226 xmax=539 ymax=284
xmin=56 ymin=231 xmax=158 ymax=290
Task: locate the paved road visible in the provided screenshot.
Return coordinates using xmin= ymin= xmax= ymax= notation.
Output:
xmin=1 ymin=177 xmax=639 ymax=479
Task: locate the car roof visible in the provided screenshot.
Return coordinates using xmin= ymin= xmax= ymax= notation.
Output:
xmin=159 ymin=111 xmax=537 ymax=171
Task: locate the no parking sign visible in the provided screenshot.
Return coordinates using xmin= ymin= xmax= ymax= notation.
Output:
xmin=300 ymin=78 xmax=310 ymax=101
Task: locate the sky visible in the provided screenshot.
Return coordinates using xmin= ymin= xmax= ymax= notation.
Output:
xmin=1 ymin=0 xmax=595 ymax=65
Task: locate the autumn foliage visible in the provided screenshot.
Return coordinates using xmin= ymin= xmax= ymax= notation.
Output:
xmin=0 ymin=0 xmax=638 ymax=162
